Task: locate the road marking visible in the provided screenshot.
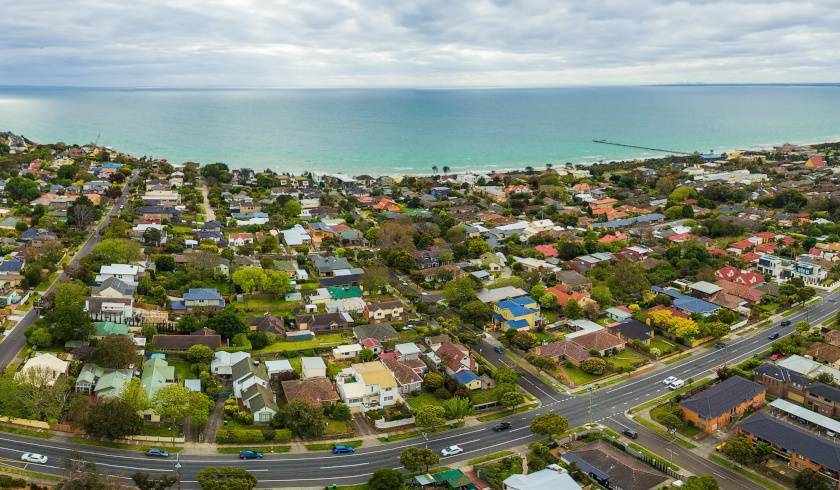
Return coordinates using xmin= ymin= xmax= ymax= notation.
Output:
xmin=320 ymin=463 xmax=369 ymax=469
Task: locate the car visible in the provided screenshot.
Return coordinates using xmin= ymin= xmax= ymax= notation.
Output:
xmin=768 ymin=332 xmax=780 ymax=340
xmin=21 ymin=453 xmax=48 ymax=464
xmin=662 ymin=376 xmax=678 ymax=385
xmin=492 ymin=422 xmax=512 ymax=432
xmin=441 ymin=445 xmax=464 ymax=457
xmin=714 ymin=341 xmax=726 ymax=348
xmin=781 ymin=320 xmax=791 ymax=327
xmin=332 ymin=445 xmax=355 ymax=454
xmin=622 ymin=429 xmax=639 ymax=439
xmin=494 ymin=346 xmax=505 ymax=354
xmin=238 ymin=450 xmax=264 ymax=459
xmin=668 ymin=379 xmax=685 ymax=390
xmin=145 ymin=448 xmax=169 ymax=458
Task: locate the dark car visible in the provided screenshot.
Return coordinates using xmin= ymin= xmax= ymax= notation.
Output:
xmin=714 ymin=341 xmax=726 ymax=348
xmin=332 ymin=445 xmax=355 ymax=454
xmin=494 ymin=346 xmax=504 ymax=354
xmin=492 ymin=422 xmax=512 ymax=432
xmin=768 ymin=332 xmax=780 ymax=340
xmin=781 ymin=320 xmax=792 ymax=327
xmin=239 ymin=450 xmax=264 ymax=459
xmin=622 ymin=429 xmax=639 ymax=439
xmin=145 ymin=448 xmax=169 ymax=458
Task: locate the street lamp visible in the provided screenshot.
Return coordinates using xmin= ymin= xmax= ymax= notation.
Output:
xmin=174 ymin=452 xmax=182 ymax=490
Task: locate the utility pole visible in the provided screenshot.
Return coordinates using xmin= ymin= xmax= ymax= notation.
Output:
xmin=175 ymin=452 xmax=182 ymax=490
xmin=587 ymin=387 xmax=594 ymax=425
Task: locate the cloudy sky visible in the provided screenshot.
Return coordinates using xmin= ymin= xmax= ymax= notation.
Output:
xmin=2 ymin=0 xmax=839 ymax=88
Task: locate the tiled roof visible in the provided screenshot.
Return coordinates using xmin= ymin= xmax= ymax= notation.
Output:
xmin=281 ymin=378 xmax=340 ymax=406
xmin=680 ymin=376 xmax=765 ymax=420
xmin=738 ymin=412 xmax=840 ymax=473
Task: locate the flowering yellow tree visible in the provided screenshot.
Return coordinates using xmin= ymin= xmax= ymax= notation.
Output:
xmin=648 ymin=309 xmax=700 ymax=339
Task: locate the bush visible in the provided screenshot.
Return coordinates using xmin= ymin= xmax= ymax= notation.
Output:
xmin=215 ymin=428 xmax=267 ymax=444
xmin=0 ymin=475 xmax=26 ymax=488
xmin=580 ymin=357 xmax=608 ymax=375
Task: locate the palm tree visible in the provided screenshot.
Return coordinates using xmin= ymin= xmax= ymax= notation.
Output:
xmin=431 ymin=165 xmax=438 ymax=175
xmin=442 ymin=166 xmax=450 ymax=175
xmin=546 ymin=163 xmax=553 ymax=171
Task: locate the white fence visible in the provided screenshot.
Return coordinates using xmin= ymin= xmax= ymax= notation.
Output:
xmin=374 ymin=417 xmax=415 ymax=430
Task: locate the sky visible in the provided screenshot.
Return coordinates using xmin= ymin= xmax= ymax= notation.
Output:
xmin=1 ymin=0 xmax=839 ymax=88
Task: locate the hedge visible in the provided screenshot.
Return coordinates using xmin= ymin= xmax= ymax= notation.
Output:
xmin=216 ymin=428 xmax=291 ymax=444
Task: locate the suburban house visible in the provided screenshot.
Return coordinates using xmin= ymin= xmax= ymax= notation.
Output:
xmin=294 ymin=312 xmax=353 ymax=333
xmin=364 ymin=299 xmax=405 ymax=323
xmin=753 ymin=363 xmax=811 ymax=401
xmin=353 ymin=323 xmax=399 ymax=344
xmin=434 ymin=340 xmax=476 ymax=375
xmin=608 ymin=319 xmax=654 ymax=346
xmin=281 ymin=378 xmax=340 ymax=406
xmin=530 ymin=341 xmax=589 ymax=367
xmin=492 ymin=295 xmax=540 ymax=331
xmin=152 ymin=328 xmax=222 ymax=350
xmin=232 ymin=357 xmax=270 ymax=398
xmin=211 ymin=351 xmax=251 ymax=377
xmin=170 ymin=288 xmax=226 ymax=312
xmin=503 ymin=468 xmax=582 ymax=490
xmin=95 ymin=263 xmax=143 ymax=286
xmin=737 ymin=412 xmax=840 ymax=483
xmin=332 ymin=343 xmax=364 ymax=361
xmin=570 ymin=330 xmax=625 ymax=356
xmin=680 ymin=376 xmax=766 ymax=433
xmin=336 ymin=361 xmax=402 ymax=411
xmin=381 ymin=358 xmax=423 ymax=394
xmin=75 ymin=364 xmax=133 ymax=398
xmin=240 ymin=383 xmax=279 ymax=423
xmin=452 ymin=370 xmax=482 ymax=390
xmin=16 ymin=353 xmax=69 ymax=386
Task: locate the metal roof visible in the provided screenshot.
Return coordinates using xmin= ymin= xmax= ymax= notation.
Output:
xmin=770 ymin=398 xmax=840 ymax=434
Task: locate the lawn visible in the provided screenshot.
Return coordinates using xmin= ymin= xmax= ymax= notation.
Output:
xmin=608 ymin=350 xmax=648 ymax=370
xmin=235 ymin=297 xmax=300 ymax=310
xmin=305 ymin=440 xmax=363 ymax=451
xmin=407 ymin=392 xmax=445 ymax=411
xmin=564 ymin=366 xmax=606 ymax=386
xmin=169 ymin=360 xmax=193 ymax=382
xmin=325 ymin=419 xmax=352 ymax=436
xmin=71 ymin=436 xmax=181 ymax=453
xmin=256 ymin=333 xmax=348 ymax=353
xmin=649 ymin=337 xmax=679 ymax=356
xmin=650 ymin=402 xmax=702 ymax=438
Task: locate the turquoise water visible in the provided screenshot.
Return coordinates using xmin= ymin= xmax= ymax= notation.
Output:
xmin=1 ymin=86 xmax=839 ymax=175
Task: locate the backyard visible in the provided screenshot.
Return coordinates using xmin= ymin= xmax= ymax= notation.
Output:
xmin=256 ymin=333 xmax=349 ymax=354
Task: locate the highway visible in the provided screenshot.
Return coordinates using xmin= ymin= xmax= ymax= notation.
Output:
xmin=0 ymin=287 xmax=835 ymax=488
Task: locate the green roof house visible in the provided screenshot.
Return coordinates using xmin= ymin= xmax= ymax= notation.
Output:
xmin=94 ymin=322 xmax=131 ymax=338
xmin=141 ymin=358 xmax=175 ymax=399
xmin=75 ymin=363 xmax=133 ymax=398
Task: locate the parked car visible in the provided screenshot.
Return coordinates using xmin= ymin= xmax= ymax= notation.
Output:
xmin=145 ymin=448 xmax=169 ymax=458
xmin=332 ymin=445 xmax=355 ymax=454
xmin=492 ymin=422 xmax=511 ymax=432
xmin=662 ymin=376 xmax=678 ymax=385
xmin=494 ymin=346 xmax=504 ymax=354
xmin=714 ymin=341 xmax=726 ymax=348
xmin=780 ymin=320 xmax=791 ymax=327
xmin=668 ymin=379 xmax=685 ymax=390
xmin=622 ymin=429 xmax=639 ymax=439
xmin=441 ymin=445 xmax=463 ymax=457
xmin=239 ymin=450 xmax=264 ymax=459
xmin=768 ymin=332 xmax=780 ymax=340
xmin=21 ymin=453 xmax=48 ymax=464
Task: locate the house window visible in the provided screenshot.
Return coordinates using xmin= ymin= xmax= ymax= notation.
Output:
xmin=384 ymin=396 xmax=393 ymax=402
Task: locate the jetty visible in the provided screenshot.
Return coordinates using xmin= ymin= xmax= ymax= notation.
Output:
xmin=592 ymin=139 xmax=693 ymax=155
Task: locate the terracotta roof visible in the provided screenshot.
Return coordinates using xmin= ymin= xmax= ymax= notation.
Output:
xmin=436 ymin=341 xmax=472 ymax=373
xmin=382 ymin=358 xmax=423 ymax=386
xmin=533 ymin=341 xmax=589 ymax=363
xmin=807 ymin=342 xmax=840 ymax=364
xmin=281 ymin=378 xmax=340 ymax=406
xmin=715 ymin=279 xmax=765 ymax=303
xmin=570 ymin=330 xmax=625 ymax=352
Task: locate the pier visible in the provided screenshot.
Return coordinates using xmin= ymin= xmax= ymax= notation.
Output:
xmin=592 ymin=139 xmax=693 ymax=155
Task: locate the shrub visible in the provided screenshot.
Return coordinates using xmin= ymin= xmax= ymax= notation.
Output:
xmin=215 ymin=428 xmax=267 ymax=444
xmin=580 ymin=357 xmax=608 ymax=375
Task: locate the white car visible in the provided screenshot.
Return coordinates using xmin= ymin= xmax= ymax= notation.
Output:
xmin=662 ymin=376 xmax=678 ymax=386
xmin=21 ymin=453 xmax=48 ymax=464
xmin=441 ymin=445 xmax=464 ymax=457
xmin=668 ymin=379 xmax=685 ymax=390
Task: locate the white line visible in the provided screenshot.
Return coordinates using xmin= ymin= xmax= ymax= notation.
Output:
xmin=319 ymin=463 xmax=369 ymax=469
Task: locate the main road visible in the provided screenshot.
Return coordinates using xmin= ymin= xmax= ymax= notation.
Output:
xmin=0 ymin=287 xmax=835 ymax=488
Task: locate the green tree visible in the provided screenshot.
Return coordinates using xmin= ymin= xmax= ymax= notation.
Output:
xmin=27 ymin=327 xmax=53 ymax=347
xmin=500 ymin=390 xmax=525 ymax=408
xmin=656 ymin=411 xmax=684 ymax=431
xmin=443 ymin=276 xmax=477 ymax=307
xmin=357 ymin=348 xmax=376 ymax=362
xmin=530 ymin=412 xmax=569 ymax=438
xmin=368 ymin=468 xmax=405 ymax=490
xmin=155 ymin=254 xmax=176 ymax=272
xmin=361 ymin=265 xmax=390 ymax=294
xmin=460 ymin=300 xmax=492 ymax=327
xmin=91 ymin=238 xmax=142 ymax=265
xmin=232 ymin=267 xmax=267 ymax=293
xmin=197 ymin=467 xmax=256 ymax=490
xmin=494 ymin=367 xmax=520 ymax=385
xmin=263 ymin=269 xmax=292 ymax=296
xmin=721 ymin=436 xmax=772 ymax=465
xmin=795 ymin=469 xmax=830 ymax=490
xmin=590 ymin=284 xmax=613 ymax=306
xmin=131 ymin=472 xmax=179 ymax=490
xmin=331 ymin=403 xmax=351 ymax=422
xmin=565 ymin=298 xmax=583 ymax=319
xmin=282 ymin=199 xmax=302 ymax=218
xmin=84 ymin=398 xmax=143 ymax=439
xmin=188 ymin=344 xmax=215 ymax=364
xmin=608 ymin=261 xmax=650 ymax=299
xmin=466 ymin=238 xmax=491 ymax=257
xmin=683 ymin=476 xmax=720 ymax=490
xmin=442 ymin=396 xmax=474 ymax=420
xmin=152 ymin=384 xmax=213 ymax=428
xmin=400 ymin=447 xmax=440 ymax=473
xmin=5 ymin=177 xmax=40 ymax=202
xmin=92 ymin=335 xmax=139 ymax=369
xmin=415 ymin=405 xmax=447 ymax=428
xmin=45 ymin=281 xmax=93 ymax=342
xmin=277 ymin=400 xmax=326 ymax=438
xmin=120 ymin=378 xmax=150 ymax=411
xmin=580 ymin=357 xmax=608 ymax=375
xmin=204 ymin=307 xmax=247 ymax=339
xmin=423 ymin=372 xmax=445 ymax=392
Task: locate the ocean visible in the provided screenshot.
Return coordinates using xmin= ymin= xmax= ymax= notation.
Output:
xmin=1 ymin=85 xmax=839 ymax=176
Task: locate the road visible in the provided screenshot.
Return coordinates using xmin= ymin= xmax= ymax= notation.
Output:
xmin=0 ymin=170 xmax=139 ymax=370
xmin=2 ymin=288 xmax=835 ymax=487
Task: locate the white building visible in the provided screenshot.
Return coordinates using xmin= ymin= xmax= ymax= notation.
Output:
xmin=332 ymin=343 xmax=364 ymax=361
xmin=211 ymin=351 xmax=251 ymax=377
xmin=336 ymin=361 xmax=402 ymax=411
xmin=95 ymin=264 xmax=143 ymax=286
xmin=301 ymin=356 xmax=327 ymax=379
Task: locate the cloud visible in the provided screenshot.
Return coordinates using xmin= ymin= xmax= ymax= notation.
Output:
xmin=0 ymin=0 xmax=838 ymax=87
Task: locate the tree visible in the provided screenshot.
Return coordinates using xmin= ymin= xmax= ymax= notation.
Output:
xmin=530 ymin=412 xmax=569 ymax=438
xmin=197 ymin=467 xmax=256 ymax=490
xmin=188 ymin=344 xmax=215 ymax=364
xmin=590 ymin=284 xmax=613 ymax=306
xmin=263 ymin=269 xmax=292 ymax=296
xmin=683 ymin=476 xmax=720 ymax=490
xmin=494 ymin=367 xmax=520 ymax=385
xmin=132 ymin=472 xmax=179 ymax=490
xmin=795 ymin=321 xmax=811 ymax=335
xmin=120 ymin=378 xmax=150 ymax=411
xmin=5 ymin=177 xmax=40 ymax=202
xmin=400 ymin=447 xmax=439 ymax=473
xmin=68 ymin=196 xmax=99 ymax=228
xmin=204 ymin=307 xmax=247 ymax=339
xmin=368 ymin=470 xmax=405 ymax=490
xmin=155 ymin=254 xmax=176 ymax=272
xmin=331 ymin=403 xmax=351 ymax=422
xmin=152 ymin=384 xmax=214 ymax=428
xmin=608 ymin=261 xmax=650 ymax=299
xmin=657 ymin=411 xmax=684 ymax=431
xmin=443 ymin=276 xmax=477 ymax=307
xmin=361 ymin=265 xmax=390 ymax=294
xmin=277 ymin=400 xmax=326 ymax=438
xmin=565 ymin=299 xmax=582 ymax=319
xmin=580 ymin=357 xmax=608 ymax=375
xmin=500 ymin=390 xmax=525 ymax=408
xmin=45 ymin=281 xmax=93 ymax=342
xmin=27 ymin=327 xmax=52 ymax=347
xmin=795 ymin=469 xmax=830 ymax=490
xmin=84 ymin=398 xmax=143 ymax=439
xmin=442 ymin=396 xmax=473 ymax=420
xmin=357 ymin=348 xmax=376 ymax=362
xmin=511 ymin=331 xmax=537 ymax=350
xmin=815 ymin=372 xmax=836 ymax=386
xmin=415 ymin=405 xmax=447 ymax=428
xmin=423 ymin=372 xmax=445 ymax=392
xmin=460 ymin=300 xmax=492 ymax=327
xmin=466 ymin=237 xmax=491 ymax=257
xmin=56 ymin=459 xmax=119 ymax=490
xmin=282 ymin=199 xmax=302 ymax=218
xmin=721 ymin=436 xmax=772 ymax=465
xmin=232 ymin=267 xmax=267 ymax=293
xmin=143 ymin=227 xmax=163 ymax=247
xmin=91 ymin=238 xmax=143 ymax=265
xmin=92 ymin=335 xmax=139 ymax=369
